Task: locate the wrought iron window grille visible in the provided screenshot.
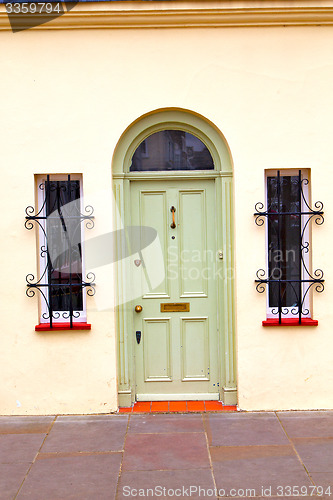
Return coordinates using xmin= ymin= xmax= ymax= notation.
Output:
xmin=254 ymin=170 xmax=324 ymax=324
xmin=25 ymin=175 xmax=95 ymax=329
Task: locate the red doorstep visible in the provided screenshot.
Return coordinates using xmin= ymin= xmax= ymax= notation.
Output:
xmin=119 ymin=401 xmax=237 ymax=413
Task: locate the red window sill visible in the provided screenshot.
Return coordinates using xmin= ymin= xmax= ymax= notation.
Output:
xmin=262 ymin=318 xmax=318 ymax=326
xmin=35 ymin=323 xmax=91 ymax=331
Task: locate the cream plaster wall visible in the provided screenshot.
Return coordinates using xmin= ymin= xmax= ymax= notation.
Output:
xmin=1 ymin=18 xmax=333 ymax=413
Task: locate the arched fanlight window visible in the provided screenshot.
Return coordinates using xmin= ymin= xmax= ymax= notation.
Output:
xmin=130 ymin=130 xmax=214 ymax=171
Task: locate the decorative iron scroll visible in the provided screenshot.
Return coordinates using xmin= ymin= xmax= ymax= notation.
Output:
xmin=25 ymin=175 xmax=95 ymax=328
xmin=254 ymin=170 xmax=324 ymax=324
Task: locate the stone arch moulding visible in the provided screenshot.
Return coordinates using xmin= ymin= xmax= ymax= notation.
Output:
xmin=112 ymin=107 xmax=237 ymax=408
xmin=112 ymin=108 xmax=233 ymax=177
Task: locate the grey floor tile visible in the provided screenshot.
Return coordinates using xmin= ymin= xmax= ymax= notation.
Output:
xmin=0 ymin=416 xmax=54 ymax=435
xmin=294 ymin=439 xmax=333 ymax=472
xmin=0 ymin=463 xmax=31 ymax=500
xmin=309 ymin=473 xmax=333 ymax=499
xmin=210 ymin=444 xmax=295 ymax=462
xmin=205 ymin=413 xmax=289 ymax=446
xmin=128 ymin=414 xmax=204 ymax=434
xmin=41 ymin=415 xmax=128 ymax=453
xmin=211 ymin=446 xmax=312 ymax=494
xmin=278 ymin=411 xmax=333 ymax=439
xmin=2 ymin=411 xmax=333 ymax=500
xmin=122 ymin=432 xmax=210 ymax=471
xmin=0 ymin=434 xmax=45 ymax=464
xmin=117 ymin=469 xmax=216 ymax=499
xmin=311 ymin=471 xmax=333 ymax=489
xmin=16 ymin=453 xmax=122 ymax=500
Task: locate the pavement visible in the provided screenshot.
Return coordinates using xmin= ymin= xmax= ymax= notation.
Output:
xmin=0 ymin=411 xmax=332 ymax=500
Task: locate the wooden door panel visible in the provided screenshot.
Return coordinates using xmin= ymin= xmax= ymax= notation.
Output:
xmin=179 ymin=190 xmax=208 ymax=297
xmin=140 ymin=190 xmax=169 ymax=298
xmin=181 ymin=317 xmax=209 ymax=381
xmin=143 ymin=318 xmax=172 ymax=382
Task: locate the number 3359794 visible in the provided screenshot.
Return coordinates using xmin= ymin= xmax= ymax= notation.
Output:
xmin=5 ymin=3 xmax=62 ymax=14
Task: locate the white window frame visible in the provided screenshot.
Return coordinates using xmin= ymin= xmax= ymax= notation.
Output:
xmin=36 ymin=174 xmax=87 ymax=324
xmin=265 ymin=169 xmax=311 ymax=319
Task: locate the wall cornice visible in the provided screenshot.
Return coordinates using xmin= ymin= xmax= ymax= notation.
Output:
xmin=1 ymin=1 xmax=333 ymax=31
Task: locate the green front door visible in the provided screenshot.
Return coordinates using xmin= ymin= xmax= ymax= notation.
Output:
xmin=131 ymin=179 xmax=220 ymax=401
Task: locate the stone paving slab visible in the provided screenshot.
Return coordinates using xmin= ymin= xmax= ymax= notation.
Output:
xmin=122 ymin=431 xmax=210 ymax=471
xmin=0 ymin=434 xmax=46 ymax=464
xmin=204 ymin=412 xmax=289 ymax=446
xmin=212 ymin=450 xmax=312 ymax=493
xmin=16 ymin=453 xmax=122 ymax=500
xmin=0 ymin=416 xmax=54 ymax=435
xmin=310 ymin=472 xmax=333 ymax=489
xmin=128 ymin=414 xmax=204 ymax=434
xmin=278 ymin=411 xmax=333 ymax=438
xmin=0 ymin=463 xmax=31 ymax=500
xmin=116 ymin=469 xmax=217 ymax=500
xmin=0 ymin=411 xmax=332 ymax=499
xmin=41 ymin=415 xmax=128 ymax=453
xmin=292 ymin=438 xmax=333 ymax=473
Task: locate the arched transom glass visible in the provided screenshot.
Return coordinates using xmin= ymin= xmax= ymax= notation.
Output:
xmin=130 ymin=130 xmax=214 ymax=171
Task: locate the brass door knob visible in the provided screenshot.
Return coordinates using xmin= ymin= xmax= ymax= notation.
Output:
xmin=135 ymin=305 xmax=143 ymax=313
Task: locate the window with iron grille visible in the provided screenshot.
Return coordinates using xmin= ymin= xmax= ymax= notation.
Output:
xmin=25 ymin=175 xmax=95 ymax=329
xmin=254 ymin=169 xmax=324 ymax=324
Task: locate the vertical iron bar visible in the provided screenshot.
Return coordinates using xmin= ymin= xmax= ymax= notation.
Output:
xmin=68 ymin=175 xmax=73 ymax=329
xmin=56 ymin=179 xmax=64 ymax=325
xmin=277 ymin=170 xmax=282 ymax=324
xmin=298 ymin=170 xmax=302 ymax=324
xmin=46 ymin=175 xmax=53 ymax=328
xmin=57 ymin=180 xmax=62 ymax=320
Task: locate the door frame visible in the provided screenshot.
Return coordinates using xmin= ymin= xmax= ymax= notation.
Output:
xmin=112 ymin=108 xmax=237 ymax=406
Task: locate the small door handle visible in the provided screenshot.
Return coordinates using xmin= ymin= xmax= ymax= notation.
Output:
xmin=136 ymin=331 xmax=142 ymax=344
xmin=170 ymin=206 xmax=176 ymax=229
xmin=135 ymin=305 xmax=143 ymax=313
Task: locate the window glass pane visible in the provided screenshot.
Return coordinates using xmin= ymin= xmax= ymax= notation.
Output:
xmin=267 ymin=175 xmax=301 ymax=308
xmin=130 ymin=130 xmax=214 ymax=171
xmin=45 ymin=180 xmax=83 ymax=311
